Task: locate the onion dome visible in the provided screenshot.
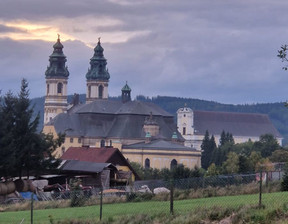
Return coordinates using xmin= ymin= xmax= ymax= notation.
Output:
xmin=45 ymin=35 xmax=69 ymax=78
xmin=86 ymin=38 xmax=110 ymax=81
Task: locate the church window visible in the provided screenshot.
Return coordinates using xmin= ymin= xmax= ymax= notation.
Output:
xmin=57 ymin=82 xmax=63 ymax=94
xmin=99 ymin=85 xmax=103 ymax=99
xmin=109 ymin=140 xmax=112 ymax=147
xmin=101 ymin=139 xmax=105 ymax=147
xmin=145 ymin=158 xmax=150 ymax=169
xmin=70 ymin=138 xmax=73 ymax=143
xmin=78 ymin=138 xmax=81 ymax=144
xmin=183 ymin=127 xmax=186 ymax=135
xmin=170 ymin=159 xmax=177 ymax=170
xmin=47 ymin=84 xmax=50 ymax=95
xmin=184 ymin=114 xmax=186 ymax=117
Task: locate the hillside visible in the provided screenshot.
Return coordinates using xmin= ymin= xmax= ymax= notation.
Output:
xmin=32 ymin=95 xmax=288 ymax=145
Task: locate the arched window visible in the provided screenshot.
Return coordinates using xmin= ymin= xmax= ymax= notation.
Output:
xmin=98 ymin=85 xmax=103 ymax=99
xmin=47 ymin=84 xmax=50 ymax=95
xmin=170 ymin=159 xmax=177 ymax=170
xmin=145 ymin=158 xmax=150 ymax=169
xmin=57 ymin=82 xmax=63 ymax=94
xmin=100 ymin=139 xmax=105 ymax=147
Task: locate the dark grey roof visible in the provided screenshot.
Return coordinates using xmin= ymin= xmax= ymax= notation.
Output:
xmin=193 ymin=110 xmax=282 ymax=138
xmin=123 ymin=139 xmax=198 ymax=151
xmin=60 ymin=160 xmax=116 ymax=173
xmin=74 ymin=100 xmax=172 ymax=116
xmin=50 ymin=100 xmax=181 ymax=140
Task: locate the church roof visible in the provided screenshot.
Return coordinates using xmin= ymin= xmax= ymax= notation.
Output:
xmin=193 ymin=110 xmax=282 ymax=138
xmin=49 ymin=100 xmax=180 ymax=140
xmin=123 ymin=139 xmax=198 ymax=152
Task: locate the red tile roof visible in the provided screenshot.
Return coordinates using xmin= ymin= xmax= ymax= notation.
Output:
xmin=61 ymin=147 xmax=119 ymax=163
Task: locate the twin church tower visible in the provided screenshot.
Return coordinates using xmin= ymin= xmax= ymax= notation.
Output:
xmin=44 ymin=36 xmax=114 ymax=124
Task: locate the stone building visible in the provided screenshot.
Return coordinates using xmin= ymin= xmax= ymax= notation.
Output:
xmin=43 ymin=37 xmax=201 ymax=170
xmin=177 ymin=105 xmax=283 ymax=150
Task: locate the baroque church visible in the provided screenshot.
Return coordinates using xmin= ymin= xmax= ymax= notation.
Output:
xmin=43 ymin=37 xmax=201 ymax=170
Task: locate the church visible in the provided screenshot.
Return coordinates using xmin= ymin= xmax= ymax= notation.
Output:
xmin=43 ymin=37 xmax=201 ymax=170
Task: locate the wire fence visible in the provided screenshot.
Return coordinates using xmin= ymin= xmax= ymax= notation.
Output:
xmin=0 ymin=170 xmax=286 ymax=224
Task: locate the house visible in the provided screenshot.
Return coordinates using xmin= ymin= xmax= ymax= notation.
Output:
xmin=61 ymin=147 xmax=141 ymax=186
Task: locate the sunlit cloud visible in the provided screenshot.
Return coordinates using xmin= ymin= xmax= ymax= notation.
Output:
xmin=0 ymin=16 xmax=150 ymax=47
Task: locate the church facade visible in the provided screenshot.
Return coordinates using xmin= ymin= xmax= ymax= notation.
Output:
xmin=43 ymin=37 xmax=201 ymax=170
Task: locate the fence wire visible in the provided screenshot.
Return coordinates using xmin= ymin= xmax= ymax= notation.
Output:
xmin=0 ymin=171 xmax=286 ymax=224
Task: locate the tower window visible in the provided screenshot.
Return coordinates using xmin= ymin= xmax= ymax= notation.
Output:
xmin=145 ymin=158 xmax=150 ymax=169
xmin=99 ymin=85 xmax=103 ymax=99
xmin=47 ymin=84 xmax=50 ymax=95
xmin=183 ymin=127 xmax=186 ymax=135
xmin=57 ymin=82 xmax=63 ymax=94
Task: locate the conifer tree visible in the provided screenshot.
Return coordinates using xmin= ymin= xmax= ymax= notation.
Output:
xmin=0 ymin=79 xmax=63 ymax=179
xmin=201 ymin=130 xmax=215 ymax=170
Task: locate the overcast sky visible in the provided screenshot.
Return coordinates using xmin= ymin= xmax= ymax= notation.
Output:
xmin=1 ymin=0 xmax=288 ymax=104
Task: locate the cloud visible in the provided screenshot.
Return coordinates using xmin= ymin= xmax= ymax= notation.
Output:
xmin=1 ymin=0 xmax=288 ymax=104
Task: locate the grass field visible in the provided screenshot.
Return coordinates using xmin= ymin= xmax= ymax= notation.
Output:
xmin=1 ymin=191 xmax=288 ymax=224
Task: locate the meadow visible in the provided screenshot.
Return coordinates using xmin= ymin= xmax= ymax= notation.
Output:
xmin=1 ymin=191 xmax=288 ymax=224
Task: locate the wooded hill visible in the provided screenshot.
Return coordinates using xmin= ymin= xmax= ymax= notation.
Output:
xmin=32 ymin=95 xmax=288 ymax=146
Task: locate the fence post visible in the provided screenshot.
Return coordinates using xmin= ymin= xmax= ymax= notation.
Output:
xmin=100 ymin=187 xmax=103 ymax=221
xmin=170 ymin=179 xmax=174 ymax=215
xmin=259 ymin=170 xmax=262 ymax=208
xmin=31 ymin=192 xmax=34 ymax=224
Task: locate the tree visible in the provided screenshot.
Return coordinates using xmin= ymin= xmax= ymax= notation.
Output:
xmin=201 ymin=131 xmax=216 ymax=169
xmin=253 ymin=134 xmax=280 ymax=158
xmin=0 ymin=79 xmax=63 ymax=179
xmin=278 ymin=45 xmax=288 ymax=70
xmin=223 ymin=152 xmax=239 ymax=174
xmin=282 ymin=162 xmax=288 ymax=191
xmin=206 ymin=163 xmax=219 ymax=176
xmin=219 ymin=130 xmax=234 ymax=146
xmin=270 ymin=149 xmax=288 ymax=163
xmin=0 ymin=91 xmax=17 ymax=178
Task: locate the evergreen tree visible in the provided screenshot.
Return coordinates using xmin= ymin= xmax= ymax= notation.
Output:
xmin=201 ymin=130 xmax=214 ymax=169
xmin=0 ymin=79 xmax=63 ymax=179
xmin=0 ymin=92 xmax=17 ymax=178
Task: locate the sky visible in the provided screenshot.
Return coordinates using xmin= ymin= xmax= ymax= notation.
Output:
xmin=1 ymin=0 xmax=288 ymax=105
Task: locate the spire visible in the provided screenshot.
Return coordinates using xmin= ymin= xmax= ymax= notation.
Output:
xmin=121 ymin=81 xmax=131 ymax=103
xmin=45 ymin=35 xmax=69 ymax=78
xmin=86 ymin=38 xmax=110 ymax=81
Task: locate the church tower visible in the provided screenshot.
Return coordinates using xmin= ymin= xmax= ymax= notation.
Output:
xmin=121 ymin=82 xmax=131 ymax=103
xmin=44 ymin=35 xmax=69 ymax=125
xmin=86 ymin=38 xmax=110 ymax=103
xmin=177 ymin=105 xmax=194 ymax=148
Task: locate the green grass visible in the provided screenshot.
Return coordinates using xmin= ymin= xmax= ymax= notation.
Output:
xmin=1 ymin=192 xmax=288 ymax=224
